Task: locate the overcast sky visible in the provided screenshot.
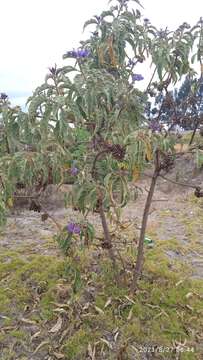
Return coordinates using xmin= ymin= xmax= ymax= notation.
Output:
xmin=0 ymin=0 xmax=202 ymax=106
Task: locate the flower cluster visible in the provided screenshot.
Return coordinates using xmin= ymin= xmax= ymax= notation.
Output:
xmin=132 ymin=73 xmax=144 ymax=82
xmin=65 ymin=48 xmax=91 ymax=59
xmin=148 ymin=121 xmax=161 ymax=132
xmin=127 ymin=58 xmax=136 ymax=67
xmin=67 ymin=222 xmax=81 ymax=234
xmin=0 ymin=93 xmax=8 ymax=100
xmin=70 ymin=166 xmax=79 ymax=176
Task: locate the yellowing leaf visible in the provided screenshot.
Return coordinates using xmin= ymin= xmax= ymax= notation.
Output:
xmin=146 ymin=143 xmax=153 ymax=161
xmin=97 ymin=47 xmax=105 ymax=65
xmin=7 ymin=198 xmax=13 ymax=208
xmin=108 ymin=36 xmax=117 ymax=67
xmin=118 ymin=162 xmax=128 ymax=170
xmin=132 ymin=166 xmax=140 ymax=182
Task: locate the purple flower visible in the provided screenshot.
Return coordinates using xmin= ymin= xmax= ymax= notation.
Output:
xmin=95 ymin=15 xmax=101 ymax=23
xmin=67 ymin=222 xmax=81 ymax=234
xmin=70 ymin=166 xmax=79 ymax=176
xmin=0 ymin=93 xmax=8 ymax=100
xmin=77 ymin=49 xmax=91 ymax=58
xmin=64 ymin=48 xmax=90 ymax=59
xmin=144 ymin=18 xmax=150 ymax=23
xmin=127 ymin=58 xmax=136 ymax=67
xmin=132 ymin=73 xmax=144 ymax=82
xmin=65 ymin=49 xmax=78 ymax=58
xmin=148 ymin=121 xmax=161 ymax=132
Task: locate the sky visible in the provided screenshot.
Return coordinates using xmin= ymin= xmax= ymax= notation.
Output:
xmin=0 ymin=0 xmax=202 ymax=107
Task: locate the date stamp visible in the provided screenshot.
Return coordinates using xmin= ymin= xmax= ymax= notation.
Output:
xmin=137 ymin=346 xmax=195 ymax=353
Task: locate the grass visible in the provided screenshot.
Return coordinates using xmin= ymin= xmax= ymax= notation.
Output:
xmin=0 ymin=239 xmax=202 ymax=359
xmin=1 ymin=187 xmax=203 ymax=358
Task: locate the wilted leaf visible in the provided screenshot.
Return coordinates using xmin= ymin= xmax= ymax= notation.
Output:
xmin=124 ymin=296 xmax=136 ymax=305
xmin=175 ymin=280 xmax=184 ymax=287
xmin=49 ymin=317 xmax=63 ymax=333
xmin=104 ymin=298 xmax=112 ymax=308
xmin=127 ymin=308 xmax=133 ymax=321
xmin=94 ymin=306 xmax=104 ymax=315
xmin=132 ymin=166 xmax=140 ymax=182
xmin=114 ymin=331 xmax=120 ymax=342
xmin=33 ymin=341 xmax=49 ymax=355
xmin=100 ymin=338 xmax=113 ymax=349
xmin=186 ymin=292 xmax=194 ymax=299
xmin=20 ymin=318 xmax=37 ymax=325
xmin=6 ymin=198 xmax=13 ymax=208
xmin=145 ymin=142 xmax=153 ymax=161
xmin=53 ymin=352 xmax=65 ymax=359
xmin=53 ymin=308 xmax=67 ymax=314
xmin=31 ymin=331 xmax=41 ymax=340
xmin=87 ymin=343 xmax=96 ymax=360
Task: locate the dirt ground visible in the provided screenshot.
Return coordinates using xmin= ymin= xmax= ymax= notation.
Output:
xmin=1 ymin=155 xmax=203 ymax=359
xmin=1 ymin=157 xmax=203 ymax=279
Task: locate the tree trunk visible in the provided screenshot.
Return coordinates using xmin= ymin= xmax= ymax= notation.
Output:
xmin=130 ymin=151 xmax=160 ymax=293
xmin=98 ymin=197 xmax=119 ymax=284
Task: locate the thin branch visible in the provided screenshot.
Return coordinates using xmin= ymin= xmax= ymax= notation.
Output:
xmin=131 ymin=150 xmax=160 ymax=293
xmin=159 ymin=174 xmax=198 ymax=189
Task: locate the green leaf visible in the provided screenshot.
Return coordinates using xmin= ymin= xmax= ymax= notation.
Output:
xmin=83 ymin=18 xmax=98 ymax=31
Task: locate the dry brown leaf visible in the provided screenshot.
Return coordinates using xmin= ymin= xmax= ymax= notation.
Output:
xmin=132 ymin=166 xmax=140 ymax=182
xmin=53 ymin=308 xmax=67 ymax=314
xmin=31 ymin=331 xmax=41 ymax=340
xmin=83 ymin=302 xmax=90 ymax=311
xmin=114 ymin=331 xmax=119 ymax=342
xmin=145 ymin=142 xmax=153 ymax=161
xmin=100 ymin=338 xmax=113 ymax=350
xmin=186 ymin=292 xmax=194 ymax=299
xmin=104 ymin=298 xmax=112 ymax=309
xmin=175 ymin=280 xmax=184 ymax=287
xmin=33 ymin=341 xmax=49 ymax=355
xmin=20 ymin=317 xmax=37 ymax=325
xmin=87 ymin=343 xmax=96 ymax=360
xmin=0 ymin=326 xmax=17 ymax=332
xmin=49 ymin=316 xmax=63 ymax=333
xmin=124 ymin=296 xmax=136 ymax=304
xmin=127 ymin=308 xmax=133 ymax=321
xmin=94 ymin=306 xmax=104 ymax=315
xmin=59 ymin=328 xmax=70 ymax=344
xmin=53 ymin=352 xmax=65 ymax=359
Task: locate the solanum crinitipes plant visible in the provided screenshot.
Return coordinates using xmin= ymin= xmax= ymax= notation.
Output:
xmin=1 ymin=0 xmax=203 ymax=290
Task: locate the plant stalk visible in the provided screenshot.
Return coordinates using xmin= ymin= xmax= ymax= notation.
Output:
xmin=131 ymin=151 xmax=160 ymax=293
xmin=98 ymin=197 xmax=119 ymax=285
